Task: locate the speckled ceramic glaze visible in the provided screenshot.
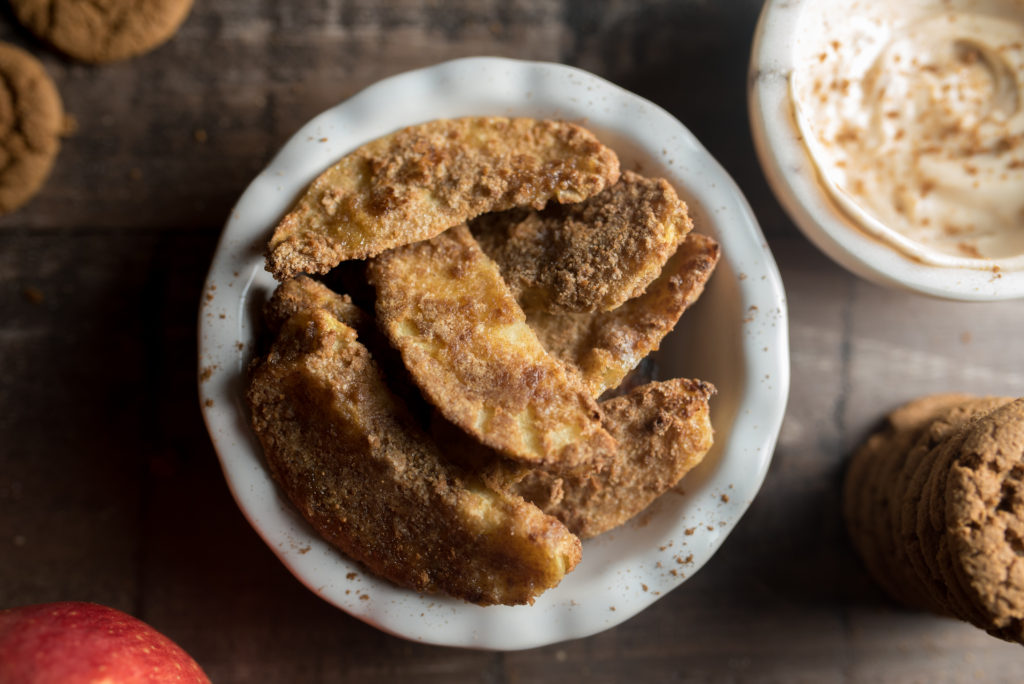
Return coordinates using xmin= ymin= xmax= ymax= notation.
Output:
xmin=750 ymin=0 xmax=1024 ymax=300
xmin=198 ymin=57 xmax=789 ymax=650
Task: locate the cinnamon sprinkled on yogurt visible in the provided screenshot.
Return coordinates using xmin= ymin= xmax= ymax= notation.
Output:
xmin=790 ymin=5 xmax=1024 ymax=269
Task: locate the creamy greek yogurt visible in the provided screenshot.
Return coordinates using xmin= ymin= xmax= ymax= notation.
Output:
xmin=789 ymin=1 xmax=1024 ymax=269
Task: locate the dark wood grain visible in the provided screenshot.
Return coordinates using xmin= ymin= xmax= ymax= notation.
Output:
xmin=3 ymin=1 xmax=1024 ymax=682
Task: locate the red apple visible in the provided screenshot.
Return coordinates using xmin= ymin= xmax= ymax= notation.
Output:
xmin=0 ymin=601 xmax=210 ymax=684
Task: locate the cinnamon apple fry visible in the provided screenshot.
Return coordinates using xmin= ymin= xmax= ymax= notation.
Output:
xmin=512 ymin=378 xmax=715 ymax=539
xmin=526 ymin=232 xmax=720 ymax=397
xmin=368 ymin=225 xmax=615 ymax=470
xmin=473 ymin=171 xmax=692 ymax=313
xmin=266 ymin=117 xmax=620 ymax=280
xmin=246 ymin=308 xmax=581 ymax=605
xmin=263 ymin=275 xmax=370 ymax=334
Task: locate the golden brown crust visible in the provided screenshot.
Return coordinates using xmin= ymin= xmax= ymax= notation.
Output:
xmin=0 ymin=42 xmax=63 ymax=215
xmin=263 ymin=275 xmax=370 ymax=334
xmin=527 ymin=232 xmax=720 ymax=397
xmin=11 ymin=0 xmax=194 ymax=63
xmin=473 ymin=171 xmax=692 ymax=313
xmin=512 ymin=378 xmax=715 ymax=539
xmin=246 ymin=308 xmax=581 ymax=605
xmin=428 ymin=412 xmax=534 ymax=492
xmin=368 ymin=225 xmax=615 ymax=470
xmin=266 ymin=117 xmax=621 ymax=280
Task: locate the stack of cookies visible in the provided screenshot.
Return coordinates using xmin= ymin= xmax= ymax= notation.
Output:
xmin=0 ymin=0 xmax=195 ymax=216
xmin=844 ymin=394 xmax=1024 ymax=643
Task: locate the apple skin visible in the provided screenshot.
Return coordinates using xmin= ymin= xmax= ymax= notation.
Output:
xmin=0 ymin=602 xmax=211 ymax=684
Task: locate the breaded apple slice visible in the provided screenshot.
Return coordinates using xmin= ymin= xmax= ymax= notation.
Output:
xmin=246 ymin=308 xmax=581 ymax=605
xmin=261 ymin=275 xmax=427 ymax=421
xmin=473 ymin=171 xmax=692 ymax=313
xmin=267 ymin=117 xmax=620 ymax=280
xmin=435 ymin=378 xmax=715 ymax=539
xmin=263 ymin=275 xmax=370 ymax=334
xmin=527 ymin=232 xmax=720 ymax=397
xmin=368 ymin=225 xmax=615 ymax=471
xmin=511 ymin=378 xmax=715 ymax=538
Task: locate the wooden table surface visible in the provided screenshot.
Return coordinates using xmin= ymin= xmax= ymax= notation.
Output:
xmin=3 ymin=1 xmax=1023 ymax=681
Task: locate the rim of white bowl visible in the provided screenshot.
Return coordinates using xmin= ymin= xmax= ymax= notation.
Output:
xmin=198 ymin=56 xmax=790 ymax=650
xmin=748 ymin=0 xmax=1024 ymax=301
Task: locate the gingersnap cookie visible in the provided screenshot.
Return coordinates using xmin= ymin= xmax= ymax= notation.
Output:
xmin=0 ymin=42 xmax=63 ymax=215
xmin=935 ymin=527 xmax=992 ymax=630
xmin=895 ymin=394 xmax=978 ymax=551
xmin=843 ymin=416 xmax=901 ymax=601
xmin=844 ymin=394 xmax=962 ymax=537
xmin=863 ymin=428 xmax=920 ymax=605
xmin=944 ymin=399 xmax=1024 ymax=642
xmin=880 ymin=394 xmax=976 ymax=609
xmin=843 ymin=394 xmax=967 ymax=606
xmin=11 ymin=0 xmax=194 ymax=63
xmin=890 ymin=402 xmax=963 ymax=612
xmin=916 ymin=399 xmax=1014 ymax=621
xmin=918 ymin=429 xmax=987 ymax=623
xmin=901 ymin=398 xmax=1012 ymax=616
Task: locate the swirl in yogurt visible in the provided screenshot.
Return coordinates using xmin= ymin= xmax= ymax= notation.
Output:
xmin=791 ymin=11 xmax=1024 ymax=267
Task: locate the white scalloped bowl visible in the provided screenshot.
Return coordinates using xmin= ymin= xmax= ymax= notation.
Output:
xmin=749 ymin=0 xmax=1024 ymax=301
xmin=198 ymin=57 xmax=789 ymax=650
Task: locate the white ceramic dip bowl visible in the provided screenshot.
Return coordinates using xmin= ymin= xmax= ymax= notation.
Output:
xmin=199 ymin=57 xmax=789 ymax=650
xmin=750 ymin=0 xmax=1024 ymax=300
